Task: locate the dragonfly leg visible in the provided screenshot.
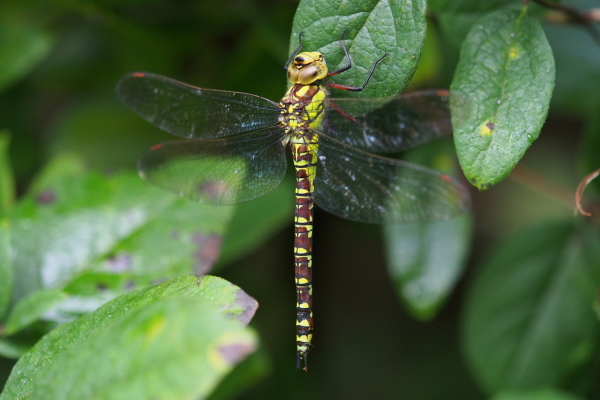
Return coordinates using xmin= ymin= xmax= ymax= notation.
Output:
xmin=327 ymin=99 xmax=359 ymax=123
xmin=328 ymin=52 xmax=388 ymax=91
xmin=327 ymin=28 xmax=352 ymax=77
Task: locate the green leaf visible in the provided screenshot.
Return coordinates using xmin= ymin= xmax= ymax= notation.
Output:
xmin=0 ymin=275 xmax=259 ymax=400
xmin=3 ymin=289 xmax=67 ymax=335
xmin=490 ymin=388 xmax=584 ymax=400
xmin=463 ymin=221 xmax=600 ymax=393
xmin=430 ymin=2 xmax=544 ymax=49
xmin=383 ymin=140 xmax=472 ymax=320
xmin=9 ymin=155 xmax=233 ymax=307
xmin=0 ymin=132 xmax=13 ymax=320
xmin=0 ymin=132 xmax=15 ymax=216
xmin=0 ymin=11 xmax=55 ymax=92
xmin=31 ymin=300 xmax=255 ymax=400
xmin=0 ymin=219 xmax=11 ymax=320
xmin=290 ymin=0 xmax=426 ymax=98
xmin=207 ymin=351 xmax=269 ymax=400
xmin=451 ymin=8 xmax=555 ymax=190
xmin=384 ymin=215 xmax=471 ymax=320
xmin=218 ymin=176 xmax=294 ymax=267
xmin=0 ymin=338 xmax=29 ymax=359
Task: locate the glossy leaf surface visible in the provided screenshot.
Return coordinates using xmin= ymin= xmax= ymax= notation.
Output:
xmin=9 ymin=155 xmax=232 ymax=308
xmin=451 ymin=8 xmax=555 ymax=190
xmin=0 ymin=275 xmax=258 ymax=400
xmin=3 ymin=289 xmax=67 ymax=335
xmin=290 ymin=0 xmax=426 ymax=98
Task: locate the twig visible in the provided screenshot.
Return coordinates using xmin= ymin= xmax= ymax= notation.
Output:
xmin=509 ymin=164 xmax=575 ymax=209
xmin=575 ymin=168 xmax=600 ymax=217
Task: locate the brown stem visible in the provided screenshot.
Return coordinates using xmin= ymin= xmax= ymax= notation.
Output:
xmin=509 ymin=164 xmax=575 ymax=210
xmin=575 ymin=168 xmax=600 ymax=217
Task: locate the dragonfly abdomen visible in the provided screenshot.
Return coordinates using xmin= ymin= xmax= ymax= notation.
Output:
xmin=291 ymin=141 xmax=319 ymax=370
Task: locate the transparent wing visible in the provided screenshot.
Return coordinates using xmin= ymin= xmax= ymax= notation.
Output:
xmin=138 ymin=127 xmax=288 ymax=205
xmin=117 ymin=72 xmax=281 ymax=139
xmin=321 ymin=90 xmax=453 ymax=153
xmin=314 ymin=133 xmax=470 ymax=224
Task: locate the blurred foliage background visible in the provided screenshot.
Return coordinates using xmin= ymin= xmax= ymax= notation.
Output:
xmin=0 ymin=0 xmax=599 ymax=399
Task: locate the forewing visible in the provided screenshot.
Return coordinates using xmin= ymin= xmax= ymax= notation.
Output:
xmin=117 ymin=72 xmax=281 ymax=139
xmin=138 ymin=127 xmax=288 ymax=205
xmin=314 ymin=133 xmax=470 ymax=224
xmin=321 ymin=90 xmax=452 ymax=153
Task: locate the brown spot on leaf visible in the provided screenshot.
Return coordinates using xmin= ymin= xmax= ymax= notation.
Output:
xmin=108 ymin=254 xmax=132 ymax=272
xmin=486 ymin=121 xmax=495 ymax=131
xmin=124 ymin=280 xmax=136 ymax=290
xmin=192 ymin=233 xmax=222 ymax=275
xmin=231 ymin=290 xmax=258 ymax=325
xmin=36 ymin=190 xmax=56 ymax=204
xmin=218 ymin=342 xmax=254 ymax=366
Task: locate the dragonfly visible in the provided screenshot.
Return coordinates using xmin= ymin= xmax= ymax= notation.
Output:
xmin=116 ymin=32 xmax=470 ymax=371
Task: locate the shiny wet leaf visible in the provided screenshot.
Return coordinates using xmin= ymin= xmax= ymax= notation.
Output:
xmin=291 ymin=0 xmax=426 ymax=98
xmin=451 ymin=8 xmax=555 ymax=190
xmin=8 ymin=155 xmax=232 ymax=317
xmin=0 ymin=275 xmax=258 ymax=400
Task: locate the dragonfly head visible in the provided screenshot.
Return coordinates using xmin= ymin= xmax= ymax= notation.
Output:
xmin=287 ymin=51 xmax=328 ymax=85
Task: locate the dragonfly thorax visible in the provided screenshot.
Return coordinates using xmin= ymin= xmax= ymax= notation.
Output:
xmin=287 ymin=51 xmax=328 ymax=85
xmin=279 ymin=83 xmax=327 ymax=136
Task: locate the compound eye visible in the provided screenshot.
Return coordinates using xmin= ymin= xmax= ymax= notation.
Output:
xmin=287 ymin=67 xmax=300 ymax=83
xmin=298 ymin=65 xmax=320 ymax=84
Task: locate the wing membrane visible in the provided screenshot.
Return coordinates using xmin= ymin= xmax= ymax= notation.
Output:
xmin=314 ymin=133 xmax=470 ymax=224
xmin=117 ymin=72 xmax=281 ymax=139
xmin=138 ymin=127 xmax=288 ymax=205
xmin=321 ymin=90 xmax=452 ymax=153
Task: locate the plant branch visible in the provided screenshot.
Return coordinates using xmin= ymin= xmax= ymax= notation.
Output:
xmin=575 ymin=168 xmax=600 ymax=218
xmin=509 ymin=164 xmax=574 ymax=210
xmin=510 ymin=164 xmax=600 ymax=224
